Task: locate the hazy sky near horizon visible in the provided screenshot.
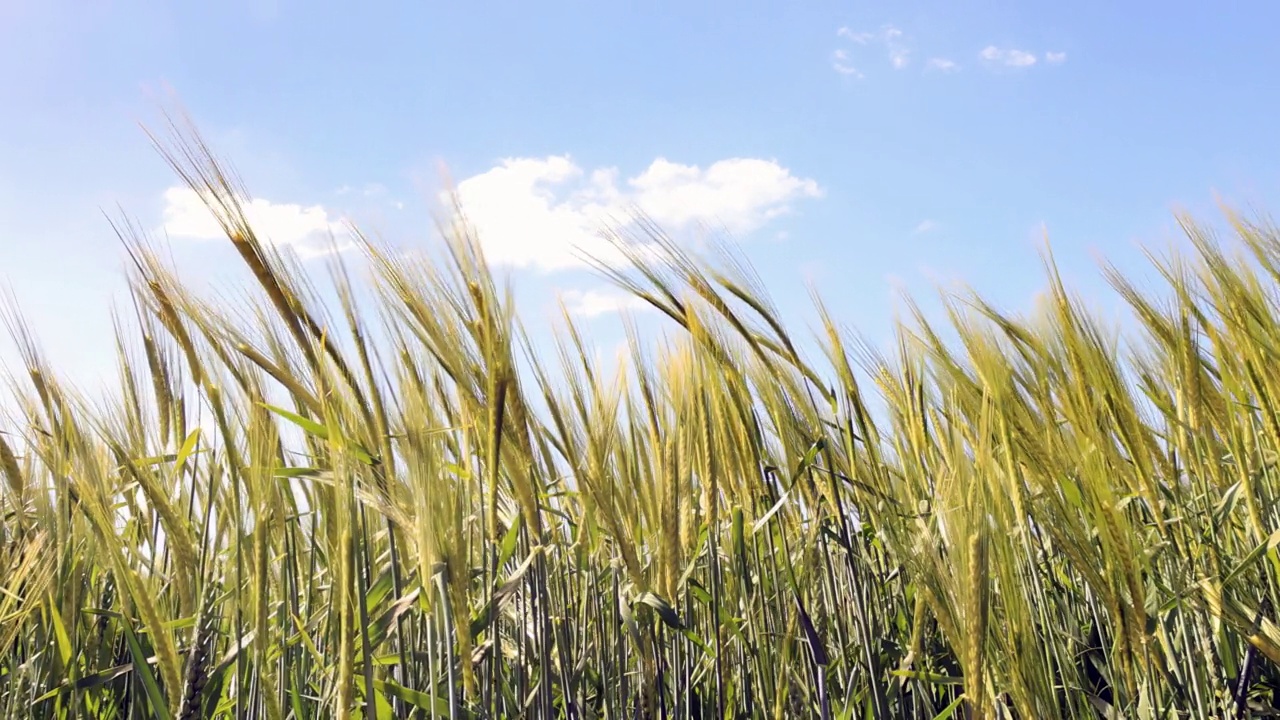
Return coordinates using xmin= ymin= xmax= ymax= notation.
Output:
xmin=3 ymin=0 xmax=1280 ymax=391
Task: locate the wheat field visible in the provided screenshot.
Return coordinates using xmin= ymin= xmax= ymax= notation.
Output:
xmin=5 ymin=124 xmax=1280 ymax=719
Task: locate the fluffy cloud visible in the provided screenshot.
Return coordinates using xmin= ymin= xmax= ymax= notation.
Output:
xmin=926 ymin=57 xmax=960 ymax=73
xmin=883 ymin=27 xmax=911 ymax=69
xmin=559 ymin=289 xmax=651 ymax=318
xmin=161 ymin=187 xmax=352 ymax=258
xmin=979 ymin=46 xmax=1039 ymax=68
xmin=833 ymin=25 xmax=911 ymax=75
xmin=836 ymin=27 xmax=874 ymax=44
xmin=1045 ymin=51 xmax=1067 ymax=65
xmin=831 ymin=49 xmax=864 ymax=78
xmin=452 ymin=155 xmax=821 ymax=271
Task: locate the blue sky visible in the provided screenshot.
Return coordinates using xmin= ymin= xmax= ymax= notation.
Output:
xmin=3 ymin=0 xmax=1280 ymax=390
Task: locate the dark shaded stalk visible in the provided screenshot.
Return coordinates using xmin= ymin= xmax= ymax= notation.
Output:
xmin=1235 ymin=598 xmax=1272 ymax=719
xmin=436 ymin=572 xmax=459 ymax=720
xmin=709 ymin=524 xmax=726 ymax=720
xmin=612 ymin=562 xmax=626 ymax=720
xmin=356 ymin=505 xmax=376 ymax=720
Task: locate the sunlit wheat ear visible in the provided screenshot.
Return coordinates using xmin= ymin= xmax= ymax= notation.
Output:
xmin=0 ymin=431 xmax=24 ymax=515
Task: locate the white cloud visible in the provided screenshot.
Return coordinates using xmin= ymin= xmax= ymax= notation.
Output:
xmin=452 ymin=155 xmax=822 ymax=271
xmin=882 ymin=26 xmax=911 ymax=69
xmin=889 ymin=46 xmax=911 ymax=69
xmin=832 ymin=24 xmax=910 ymax=73
xmin=926 ymin=57 xmax=959 ymax=73
xmin=160 ymin=186 xmax=353 ymax=258
xmin=1045 ymin=51 xmax=1067 ymax=65
xmin=914 ymin=219 xmax=938 ymax=234
xmin=837 ymin=27 xmax=874 ymax=44
xmin=559 ymin=289 xmax=651 ymax=318
xmin=831 ymin=49 xmax=864 ymax=78
xmin=980 ymin=46 xmax=1038 ymax=68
